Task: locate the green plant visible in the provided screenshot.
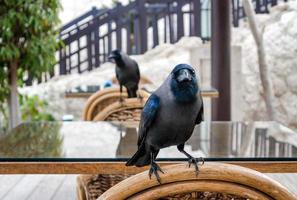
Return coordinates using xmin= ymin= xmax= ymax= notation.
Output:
xmin=0 ymin=94 xmax=55 ymax=132
xmin=0 ymin=122 xmax=63 ymax=157
xmin=20 ymin=95 xmax=55 ymax=122
xmin=0 ymin=0 xmax=61 ymax=128
xmin=0 ymin=101 xmax=9 ymax=134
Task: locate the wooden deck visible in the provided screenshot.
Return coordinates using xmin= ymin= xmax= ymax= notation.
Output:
xmin=0 ymin=175 xmax=77 ymax=200
xmin=0 ymin=174 xmax=296 ymax=199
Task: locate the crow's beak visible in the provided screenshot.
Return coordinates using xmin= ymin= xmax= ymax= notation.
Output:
xmin=177 ymin=69 xmax=192 ymax=83
xmin=108 ymin=54 xmax=116 ymax=60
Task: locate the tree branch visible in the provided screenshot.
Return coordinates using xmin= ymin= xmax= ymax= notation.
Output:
xmin=243 ymin=0 xmax=276 ymax=121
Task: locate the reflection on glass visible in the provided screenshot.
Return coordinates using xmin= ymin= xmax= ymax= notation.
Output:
xmin=0 ymin=121 xmax=296 ymax=160
xmin=116 ymin=126 xmax=138 ymax=158
xmin=0 ymin=122 xmax=63 ymax=158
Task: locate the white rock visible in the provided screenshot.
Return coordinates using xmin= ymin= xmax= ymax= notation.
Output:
xmin=280 ymin=92 xmax=297 ymax=121
xmin=280 ymin=11 xmax=295 ymax=25
xmin=175 ymin=37 xmax=203 ymax=49
xmin=232 ymin=1 xmax=297 ymax=130
xmin=287 ymin=74 xmax=297 ymax=94
xmin=272 ymin=75 xmax=287 ymax=97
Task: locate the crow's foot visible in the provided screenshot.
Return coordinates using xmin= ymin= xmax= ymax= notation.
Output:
xmin=137 ymin=92 xmax=143 ymax=101
xmin=187 ymin=157 xmax=204 ymax=176
xmin=149 ymin=162 xmax=164 ymax=184
xmin=119 ymin=96 xmax=125 ymax=104
xmin=138 ymin=95 xmax=143 ymax=101
xmin=200 ymin=157 xmax=205 ymax=165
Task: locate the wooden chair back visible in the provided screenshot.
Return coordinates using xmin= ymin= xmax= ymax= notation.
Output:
xmin=99 ymin=163 xmax=297 ymax=200
xmin=92 ymin=98 xmax=147 ymax=121
xmin=82 ymin=88 xmax=149 ymax=121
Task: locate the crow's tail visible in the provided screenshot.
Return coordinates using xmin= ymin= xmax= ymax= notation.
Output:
xmin=126 ymin=144 xmax=150 ymax=167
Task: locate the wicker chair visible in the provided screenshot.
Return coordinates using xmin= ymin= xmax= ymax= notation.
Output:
xmin=78 ymin=90 xmax=149 ymax=200
xmin=82 ymin=87 xmax=149 ymax=121
xmin=98 ymin=163 xmax=297 ymax=200
xmin=92 ymin=98 xmax=147 ymax=122
xmin=77 ymin=173 xmax=133 ymax=200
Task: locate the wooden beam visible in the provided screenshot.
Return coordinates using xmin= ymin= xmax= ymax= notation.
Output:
xmin=65 ymin=89 xmax=219 ymax=99
xmin=1 ymin=161 xmax=297 ymax=174
xmin=138 ymin=0 xmax=147 ymax=53
xmin=211 ymin=0 xmax=231 ymax=120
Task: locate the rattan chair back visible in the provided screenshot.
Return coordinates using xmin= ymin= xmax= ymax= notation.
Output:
xmin=99 ymin=163 xmax=297 ymax=200
xmin=82 ymin=88 xmax=149 ymax=121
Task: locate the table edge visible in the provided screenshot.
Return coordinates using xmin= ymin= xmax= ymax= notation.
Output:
xmin=0 ymin=161 xmax=296 ymax=174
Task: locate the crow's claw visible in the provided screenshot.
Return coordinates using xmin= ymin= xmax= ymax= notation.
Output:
xmin=187 ymin=157 xmax=203 ymax=177
xmin=138 ymin=93 xmax=144 ymax=101
xmin=119 ymin=96 xmax=124 ymax=103
xmin=149 ymin=162 xmax=164 ymax=184
xmin=199 ymin=157 xmax=205 ymax=165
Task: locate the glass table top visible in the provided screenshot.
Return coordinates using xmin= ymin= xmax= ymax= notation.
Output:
xmin=1 ymin=121 xmax=297 ymax=162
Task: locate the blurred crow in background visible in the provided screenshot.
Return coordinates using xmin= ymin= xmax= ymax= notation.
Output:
xmin=108 ymin=49 xmax=140 ymax=99
xmin=126 ymin=64 xmax=204 ymax=183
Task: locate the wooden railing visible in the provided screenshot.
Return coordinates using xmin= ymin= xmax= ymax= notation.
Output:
xmin=26 ymin=0 xmax=210 ymax=84
xmin=26 ymin=0 xmax=288 ymax=85
xmin=57 ymin=0 xmax=210 ymax=75
xmin=232 ymin=0 xmax=288 ymax=27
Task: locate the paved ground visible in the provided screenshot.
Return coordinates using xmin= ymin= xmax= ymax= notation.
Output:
xmin=0 ymin=174 xmax=296 ymax=199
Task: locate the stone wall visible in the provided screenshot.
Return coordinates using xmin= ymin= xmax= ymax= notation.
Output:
xmin=232 ymin=1 xmax=297 ymax=130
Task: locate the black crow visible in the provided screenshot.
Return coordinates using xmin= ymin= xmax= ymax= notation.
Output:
xmin=108 ymin=49 xmax=140 ymax=99
xmin=126 ymin=64 xmax=204 ymax=183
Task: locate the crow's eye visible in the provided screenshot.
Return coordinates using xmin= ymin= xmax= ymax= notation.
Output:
xmin=174 ymin=72 xmax=179 ymax=79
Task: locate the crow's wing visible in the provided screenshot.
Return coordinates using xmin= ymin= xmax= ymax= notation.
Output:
xmin=137 ymin=94 xmax=160 ymax=146
xmin=195 ymin=98 xmax=204 ymax=124
xmin=135 ymin=62 xmax=140 ymax=78
xmin=129 ymin=59 xmax=140 ymax=80
xmin=115 ymin=67 xmax=120 ymax=81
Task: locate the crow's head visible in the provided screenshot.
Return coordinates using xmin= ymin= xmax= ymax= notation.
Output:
xmin=170 ymin=64 xmax=199 ymax=103
xmin=108 ymin=49 xmax=122 ymax=62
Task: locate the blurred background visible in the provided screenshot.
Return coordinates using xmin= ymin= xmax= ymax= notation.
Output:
xmin=1 ymin=0 xmax=297 ymax=199
xmin=2 ymin=0 xmax=295 ymax=131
